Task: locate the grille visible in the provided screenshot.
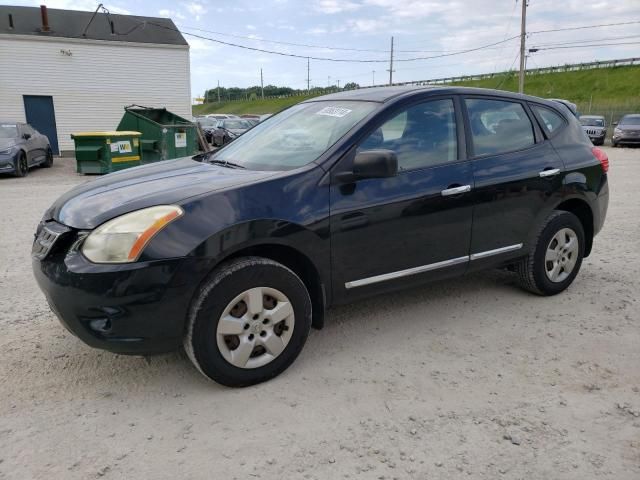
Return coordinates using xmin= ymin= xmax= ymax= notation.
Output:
xmin=32 ymin=222 xmax=71 ymax=260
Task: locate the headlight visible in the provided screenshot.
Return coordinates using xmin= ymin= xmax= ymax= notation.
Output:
xmin=614 ymin=128 xmax=622 ymax=135
xmin=82 ymin=205 xmax=183 ymax=263
xmin=0 ymin=146 xmax=16 ymax=155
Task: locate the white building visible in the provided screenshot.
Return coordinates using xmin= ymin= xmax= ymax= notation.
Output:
xmin=0 ymin=5 xmax=191 ymax=155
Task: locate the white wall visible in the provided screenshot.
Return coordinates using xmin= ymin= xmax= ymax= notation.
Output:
xmin=0 ymin=34 xmax=191 ymax=153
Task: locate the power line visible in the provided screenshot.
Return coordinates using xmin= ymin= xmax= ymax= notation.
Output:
xmin=150 ymin=21 xmax=522 ymax=63
xmin=531 ymin=41 xmax=640 ymax=51
xmin=529 ymin=20 xmax=640 ymax=34
xmin=531 ymin=33 xmax=640 ymax=47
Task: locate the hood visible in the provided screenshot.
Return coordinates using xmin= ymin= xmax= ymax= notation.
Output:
xmin=48 ymin=157 xmax=276 ymax=229
xmin=0 ymin=138 xmax=18 ymax=150
xmin=616 ymin=123 xmax=640 ymax=131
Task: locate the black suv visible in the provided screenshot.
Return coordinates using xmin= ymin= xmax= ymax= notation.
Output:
xmin=32 ymin=87 xmax=609 ymax=387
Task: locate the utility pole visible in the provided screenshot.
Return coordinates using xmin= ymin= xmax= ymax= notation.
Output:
xmin=387 ymin=36 xmax=395 ymax=85
xmin=337 ymin=79 xmax=340 ymax=89
xmin=306 ymin=57 xmax=310 ymax=92
xmin=217 ymin=80 xmax=220 ymax=103
xmin=260 ymin=68 xmax=264 ymax=99
xmin=372 ymin=70 xmax=375 ymax=86
xmin=518 ymin=0 xmax=527 ymax=93
xmin=328 ymin=75 xmax=331 ymax=87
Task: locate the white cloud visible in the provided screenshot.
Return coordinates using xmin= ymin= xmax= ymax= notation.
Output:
xmin=246 ymin=24 xmax=257 ymax=30
xmin=183 ymin=1 xmax=207 ymax=21
xmin=314 ymin=0 xmax=361 ymax=14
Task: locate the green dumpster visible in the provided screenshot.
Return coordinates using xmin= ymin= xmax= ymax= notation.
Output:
xmin=116 ymin=106 xmax=198 ymax=163
xmin=71 ymin=131 xmax=142 ymax=174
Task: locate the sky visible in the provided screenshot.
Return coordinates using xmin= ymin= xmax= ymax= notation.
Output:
xmin=8 ymin=0 xmax=640 ymax=98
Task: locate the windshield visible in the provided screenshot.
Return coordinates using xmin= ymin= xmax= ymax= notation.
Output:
xmin=0 ymin=124 xmax=18 ymax=139
xmin=620 ymin=116 xmax=640 ymax=126
xmin=222 ymin=120 xmax=251 ymax=130
xmin=580 ymin=117 xmax=604 ymax=127
xmin=212 ymin=101 xmax=378 ymax=171
xmin=196 ymin=117 xmax=217 ymax=127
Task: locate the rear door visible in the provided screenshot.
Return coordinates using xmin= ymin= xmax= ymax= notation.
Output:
xmin=463 ymin=96 xmax=564 ymax=269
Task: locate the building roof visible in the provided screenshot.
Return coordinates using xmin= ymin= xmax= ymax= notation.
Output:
xmin=0 ymin=5 xmax=188 ymax=46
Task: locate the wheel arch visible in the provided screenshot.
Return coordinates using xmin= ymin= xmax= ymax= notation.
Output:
xmin=192 ymin=241 xmax=327 ymax=330
xmin=554 ymin=197 xmax=594 ymax=257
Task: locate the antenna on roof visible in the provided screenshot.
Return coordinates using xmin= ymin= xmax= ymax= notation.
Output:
xmin=81 ymin=3 xmax=103 ymax=37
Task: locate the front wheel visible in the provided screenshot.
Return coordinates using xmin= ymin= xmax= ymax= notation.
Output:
xmin=184 ymin=257 xmax=312 ymax=387
xmin=14 ymin=152 xmax=28 ymax=177
xmin=516 ymin=211 xmax=585 ymax=296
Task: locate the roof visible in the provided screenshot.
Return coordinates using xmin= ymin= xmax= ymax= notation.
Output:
xmin=304 ymin=85 xmax=557 ymax=105
xmin=0 ymin=6 xmax=187 ymax=46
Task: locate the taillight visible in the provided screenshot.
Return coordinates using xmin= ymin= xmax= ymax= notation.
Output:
xmin=592 ymin=146 xmax=609 ymax=173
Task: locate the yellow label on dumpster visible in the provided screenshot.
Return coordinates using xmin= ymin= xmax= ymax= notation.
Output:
xmin=117 ymin=141 xmax=132 ymax=154
xmin=133 ymin=138 xmax=139 ymax=148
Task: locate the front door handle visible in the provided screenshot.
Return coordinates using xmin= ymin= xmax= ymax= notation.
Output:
xmin=441 ymin=185 xmax=471 ymax=196
xmin=539 ymin=168 xmax=560 ymax=178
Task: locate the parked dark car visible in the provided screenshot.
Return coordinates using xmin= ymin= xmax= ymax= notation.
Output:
xmin=32 ymin=87 xmax=609 ymax=387
xmin=612 ymin=114 xmax=640 ymax=147
xmin=194 ymin=116 xmax=218 ymax=144
xmin=0 ymin=121 xmax=53 ymax=177
xmin=211 ymin=118 xmax=253 ymax=146
xmin=579 ymin=115 xmax=606 ymax=145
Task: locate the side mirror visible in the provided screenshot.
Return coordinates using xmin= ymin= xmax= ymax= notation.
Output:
xmin=23 ymin=133 xmax=31 ymax=140
xmin=335 ymin=149 xmax=398 ymax=183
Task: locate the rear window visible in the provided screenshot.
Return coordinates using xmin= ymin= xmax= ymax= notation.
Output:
xmin=533 ymin=105 xmax=566 ymax=134
xmin=465 ymin=99 xmax=535 ymax=156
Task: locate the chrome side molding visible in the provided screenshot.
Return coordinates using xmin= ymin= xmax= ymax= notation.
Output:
xmin=345 ymin=256 xmax=469 ymax=289
xmin=344 ymin=244 xmax=524 ymax=289
xmin=469 ymin=243 xmax=523 ymax=260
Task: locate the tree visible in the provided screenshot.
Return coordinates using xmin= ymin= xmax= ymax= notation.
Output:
xmin=343 ymin=82 xmax=360 ymax=90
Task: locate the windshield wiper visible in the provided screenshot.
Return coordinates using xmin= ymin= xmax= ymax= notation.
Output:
xmin=207 ymin=158 xmax=246 ymax=169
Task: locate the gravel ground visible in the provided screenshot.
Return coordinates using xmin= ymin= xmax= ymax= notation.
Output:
xmin=1 ymin=148 xmax=639 ymax=480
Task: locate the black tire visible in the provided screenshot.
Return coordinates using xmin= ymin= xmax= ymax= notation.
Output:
xmin=516 ymin=211 xmax=585 ymax=296
xmin=184 ymin=256 xmax=312 ymax=387
xmin=42 ymin=148 xmax=53 ymax=168
xmin=14 ymin=152 xmax=28 ymax=177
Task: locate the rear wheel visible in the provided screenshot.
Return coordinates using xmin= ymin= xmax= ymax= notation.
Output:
xmin=516 ymin=211 xmax=585 ymax=296
xmin=184 ymin=256 xmax=312 ymax=387
xmin=14 ymin=152 xmax=28 ymax=177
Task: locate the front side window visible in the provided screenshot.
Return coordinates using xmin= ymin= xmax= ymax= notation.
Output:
xmin=466 ymin=99 xmax=535 ymax=156
xmin=533 ymin=105 xmax=566 ymax=134
xmin=358 ymin=98 xmax=458 ymax=171
xmin=212 ymin=101 xmax=377 ymax=171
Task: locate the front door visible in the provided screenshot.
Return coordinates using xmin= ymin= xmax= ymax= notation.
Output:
xmin=330 ymin=97 xmax=474 ymax=301
xmin=23 ymin=95 xmax=59 ymax=155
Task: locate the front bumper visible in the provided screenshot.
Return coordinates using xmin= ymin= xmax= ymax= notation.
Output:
xmin=32 ymin=223 xmax=201 ymax=355
xmin=613 ymin=131 xmax=640 ymax=144
xmin=0 ymin=152 xmax=18 ymax=173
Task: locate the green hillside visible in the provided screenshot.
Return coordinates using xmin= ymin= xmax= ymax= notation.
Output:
xmin=193 ymin=65 xmax=640 ymax=116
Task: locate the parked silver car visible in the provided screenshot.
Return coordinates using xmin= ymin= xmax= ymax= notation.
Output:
xmin=579 ymin=115 xmax=606 ymax=146
xmin=0 ymin=122 xmax=53 ymax=177
xmin=612 ymin=114 xmax=640 ymax=147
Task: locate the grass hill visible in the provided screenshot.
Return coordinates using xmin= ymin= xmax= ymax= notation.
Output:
xmin=192 ymin=64 xmax=640 ymax=117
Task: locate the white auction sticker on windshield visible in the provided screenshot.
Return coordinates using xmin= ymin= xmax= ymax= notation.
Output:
xmin=316 ymin=106 xmax=352 ymax=118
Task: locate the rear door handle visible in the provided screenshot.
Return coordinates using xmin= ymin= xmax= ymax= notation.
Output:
xmin=441 ymin=185 xmax=471 ymax=196
xmin=539 ymin=168 xmax=561 ymax=178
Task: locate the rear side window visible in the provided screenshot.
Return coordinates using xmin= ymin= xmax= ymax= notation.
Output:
xmin=532 ymin=105 xmax=565 ymax=134
xmin=465 ymin=99 xmax=535 ymax=156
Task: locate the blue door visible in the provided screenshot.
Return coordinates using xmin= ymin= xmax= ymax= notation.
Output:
xmin=23 ymin=95 xmax=59 ymax=155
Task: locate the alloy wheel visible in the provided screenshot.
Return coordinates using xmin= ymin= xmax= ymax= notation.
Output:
xmin=216 ymin=287 xmax=295 ymax=369
xmin=545 ymin=227 xmax=579 ymax=283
